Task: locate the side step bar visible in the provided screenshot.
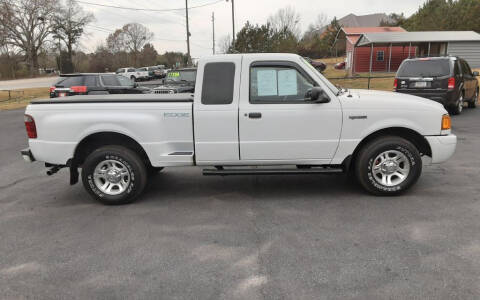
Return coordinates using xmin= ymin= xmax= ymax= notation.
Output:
xmin=203 ymin=167 xmax=344 ymax=176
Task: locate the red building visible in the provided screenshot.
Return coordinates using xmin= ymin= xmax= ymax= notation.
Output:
xmin=337 ymin=27 xmax=416 ymax=73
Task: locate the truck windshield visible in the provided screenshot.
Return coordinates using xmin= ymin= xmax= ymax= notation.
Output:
xmin=300 ymin=57 xmax=339 ymax=95
xmin=166 ymin=70 xmax=196 ymax=83
xmin=397 ymin=59 xmax=451 ymax=78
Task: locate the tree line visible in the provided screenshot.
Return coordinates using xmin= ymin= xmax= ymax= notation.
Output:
xmin=1 ymin=0 xmax=479 ymax=80
xmin=225 ymin=0 xmax=480 ymax=58
xmin=381 ymin=0 xmax=480 ymax=32
xmin=0 ymin=0 xmax=189 ymax=79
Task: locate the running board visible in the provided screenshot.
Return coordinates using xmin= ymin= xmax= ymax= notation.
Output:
xmin=202 ymin=167 xmax=344 ymax=176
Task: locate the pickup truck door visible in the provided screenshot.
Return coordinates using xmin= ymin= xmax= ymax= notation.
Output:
xmin=238 ymin=59 xmax=342 ymax=162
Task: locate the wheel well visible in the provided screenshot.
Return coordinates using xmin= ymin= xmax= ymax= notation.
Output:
xmin=347 ymin=127 xmax=432 ymax=171
xmin=72 ymin=132 xmax=151 ymax=168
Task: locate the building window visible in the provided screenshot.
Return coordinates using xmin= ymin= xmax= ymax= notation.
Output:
xmin=377 ymin=51 xmax=385 ymax=62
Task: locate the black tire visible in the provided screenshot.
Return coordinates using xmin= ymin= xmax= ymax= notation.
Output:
xmin=81 ymin=146 xmax=148 ymax=205
xmin=468 ymin=88 xmax=478 ymax=108
xmin=354 ymin=136 xmax=422 ymax=196
xmin=450 ymin=92 xmax=464 ymax=115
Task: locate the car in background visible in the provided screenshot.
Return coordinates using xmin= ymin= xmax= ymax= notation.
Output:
xmin=334 ymin=61 xmax=346 ymax=70
xmin=153 ymin=68 xmax=197 ymax=94
xmin=303 ymin=57 xmax=327 ymax=72
xmin=116 ymin=67 xmax=149 ymax=82
xmin=49 ymin=73 xmax=151 ymax=98
xmin=395 ymin=56 xmax=479 ymax=115
xmin=153 ymin=65 xmax=167 ymax=79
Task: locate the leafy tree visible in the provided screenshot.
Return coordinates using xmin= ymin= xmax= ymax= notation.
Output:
xmin=157 ymin=51 xmax=189 ymax=68
xmin=233 ymin=22 xmax=276 ymax=53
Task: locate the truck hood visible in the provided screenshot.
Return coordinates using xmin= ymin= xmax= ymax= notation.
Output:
xmin=341 ymin=89 xmax=446 ymax=112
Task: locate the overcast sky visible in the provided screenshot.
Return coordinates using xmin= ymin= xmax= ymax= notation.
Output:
xmin=79 ymin=0 xmax=427 ymax=58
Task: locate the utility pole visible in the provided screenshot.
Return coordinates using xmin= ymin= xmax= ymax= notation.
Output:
xmin=185 ymin=0 xmax=191 ymax=65
xmin=212 ymin=12 xmax=215 ymax=55
xmin=231 ymin=0 xmax=235 ymax=46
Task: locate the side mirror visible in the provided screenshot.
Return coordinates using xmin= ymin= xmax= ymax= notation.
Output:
xmin=308 ymin=87 xmax=330 ymax=103
xmin=473 ymin=71 xmax=479 ymax=76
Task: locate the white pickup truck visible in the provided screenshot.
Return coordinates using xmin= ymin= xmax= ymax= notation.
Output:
xmin=116 ymin=67 xmax=149 ymax=82
xmin=22 ymin=54 xmax=457 ymax=205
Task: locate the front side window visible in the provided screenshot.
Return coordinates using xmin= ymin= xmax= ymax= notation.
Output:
xmin=250 ymin=65 xmax=314 ymax=103
xmin=461 ymin=60 xmax=472 ymax=75
xmin=117 ymin=75 xmax=134 ymax=86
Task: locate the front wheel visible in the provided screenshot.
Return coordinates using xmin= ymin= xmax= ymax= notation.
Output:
xmin=81 ymin=146 xmax=148 ymax=205
xmin=355 ymin=136 xmax=422 ymax=196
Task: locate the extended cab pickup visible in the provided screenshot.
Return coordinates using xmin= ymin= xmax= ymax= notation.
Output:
xmin=22 ymin=54 xmax=457 ymax=205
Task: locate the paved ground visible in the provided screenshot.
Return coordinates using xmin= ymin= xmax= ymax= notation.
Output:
xmin=0 ymin=76 xmax=59 ymax=90
xmin=1 ymin=107 xmax=480 ymax=299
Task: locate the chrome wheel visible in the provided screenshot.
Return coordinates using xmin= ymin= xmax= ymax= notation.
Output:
xmin=93 ymin=160 xmax=131 ymax=195
xmin=372 ymin=150 xmax=411 ymax=187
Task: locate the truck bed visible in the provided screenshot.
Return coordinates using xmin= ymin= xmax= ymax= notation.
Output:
xmin=26 ymin=94 xmax=195 ymax=167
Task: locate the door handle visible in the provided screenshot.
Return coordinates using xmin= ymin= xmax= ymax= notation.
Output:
xmin=248 ymin=112 xmax=262 ymax=119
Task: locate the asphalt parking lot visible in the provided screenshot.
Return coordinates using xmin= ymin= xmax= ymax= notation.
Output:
xmin=1 ymin=107 xmax=480 ymax=299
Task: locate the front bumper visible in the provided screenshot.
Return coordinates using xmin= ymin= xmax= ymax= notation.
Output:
xmin=425 ymin=134 xmax=457 ymax=164
xmin=21 ymin=148 xmax=35 ymax=163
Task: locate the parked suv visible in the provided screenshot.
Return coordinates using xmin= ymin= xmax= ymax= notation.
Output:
xmin=153 ymin=68 xmax=197 ymax=94
xmin=50 ymin=73 xmax=151 ymax=98
xmin=395 ymin=56 xmax=479 ymax=115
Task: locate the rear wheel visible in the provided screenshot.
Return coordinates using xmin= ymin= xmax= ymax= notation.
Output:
xmin=81 ymin=145 xmax=147 ymax=205
xmin=451 ymin=93 xmax=464 ymax=115
xmin=468 ymin=88 xmax=478 ymax=108
xmin=355 ymin=136 xmax=422 ymax=196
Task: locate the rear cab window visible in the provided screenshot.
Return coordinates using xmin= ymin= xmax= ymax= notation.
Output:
xmin=397 ymin=59 xmax=452 ymax=78
xmin=201 ymin=63 xmax=235 ymax=105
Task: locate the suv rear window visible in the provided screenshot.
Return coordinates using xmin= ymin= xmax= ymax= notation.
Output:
xmin=397 ymin=59 xmax=451 ymax=78
xmin=55 ymin=76 xmax=84 ymax=87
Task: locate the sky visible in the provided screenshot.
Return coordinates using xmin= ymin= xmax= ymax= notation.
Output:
xmin=78 ymin=0 xmax=427 ymax=58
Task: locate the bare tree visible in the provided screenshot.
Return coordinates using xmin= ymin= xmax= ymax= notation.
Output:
xmin=304 ymin=13 xmax=328 ymax=38
xmin=218 ymin=35 xmax=232 ymax=54
xmin=0 ymin=0 xmax=58 ymax=76
xmin=52 ymin=0 xmax=94 ymax=72
xmin=106 ymin=29 xmax=125 ymax=54
xmin=267 ymin=6 xmax=301 ymax=38
xmin=120 ymin=23 xmax=153 ymax=66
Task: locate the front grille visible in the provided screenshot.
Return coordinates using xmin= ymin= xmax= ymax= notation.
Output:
xmin=154 ymin=90 xmax=174 ymax=94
